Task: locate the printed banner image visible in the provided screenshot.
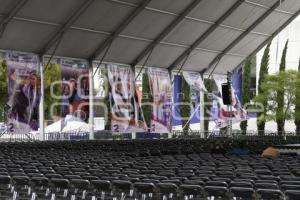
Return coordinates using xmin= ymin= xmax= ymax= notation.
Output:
xmin=61 ymin=59 xmax=89 ymax=122
xmin=148 ymin=67 xmax=172 ymax=133
xmin=182 ymin=71 xmax=206 ymax=125
xmin=212 ymin=73 xmax=247 ymax=129
xmin=6 ymin=52 xmax=41 ymax=134
xmin=108 ymin=64 xmax=147 ymax=133
xmin=172 ymin=75 xmax=182 ymax=127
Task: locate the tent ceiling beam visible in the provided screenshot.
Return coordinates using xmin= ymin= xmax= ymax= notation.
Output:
xmin=38 ymin=0 xmax=95 ymax=56
xmin=130 ymin=0 xmax=203 ymax=67
xmin=168 ymin=0 xmax=245 ymax=71
xmin=0 ymin=0 xmax=29 ymax=37
xmin=205 ymin=0 xmax=285 ymax=74
xmin=89 ymin=0 xmax=151 ymax=62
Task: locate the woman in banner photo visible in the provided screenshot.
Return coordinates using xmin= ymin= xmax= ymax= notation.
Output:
xmin=9 ymin=71 xmax=41 ymax=131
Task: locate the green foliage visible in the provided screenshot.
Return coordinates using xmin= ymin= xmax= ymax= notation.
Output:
xmin=295 ymin=59 xmax=300 ymax=134
xmin=180 ymin=77 xmax=191 ymax=132
xmin=257 ymin=43 xmax=271 ymax=134
xmin=141 ymin=72 xmax=152 ymax=129
xmin=204 ymin=79 xmax=212 ymax=133
xmin=102 ymin=67 xmax=111 ymax=130
xmin=0 ymin=60 xmax=8 ymax=122
xmin=44 ymin=63 xmax=61 ymax=120
xmin=254 ymin=70 xmax=300 ymax=129
xmin=276 ymin=40 xmax=288 ymax=133
xmin=240 ymin=58 xmax=252 ymax=133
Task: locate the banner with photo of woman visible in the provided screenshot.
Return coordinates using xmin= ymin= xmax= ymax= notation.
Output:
xmin=61 ymin=59 xmax=89 ymax=122
xmin=108 ymin=64 xmax=147 ymax=133
xmin=6 ymin=52 xmax=40 ymax=134
xmin=148 ymin=67 xmax=172 ymax=133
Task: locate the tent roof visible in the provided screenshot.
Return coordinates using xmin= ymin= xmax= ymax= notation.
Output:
xmin=0 ymin=0 xmax=299 ymax=74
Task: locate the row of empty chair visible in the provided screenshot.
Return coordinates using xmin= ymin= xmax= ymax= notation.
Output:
xmin=0 ymin=139 xmax=300 ymax=199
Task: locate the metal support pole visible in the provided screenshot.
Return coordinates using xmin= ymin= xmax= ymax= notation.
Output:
xmin=39 ymin=56 xmax=45 ymax=141
xmin=89 ymin=61 xmax=95 ymax=140
xmin=132 ymin=65 xmax=136 ymax=139
xmin=227 ymin=71 xmax=232 ymax=137
xmin=200 ymin=86 xmax=205 ymax=138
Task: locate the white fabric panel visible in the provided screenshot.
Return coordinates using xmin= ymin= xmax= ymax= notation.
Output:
xmin=164 ymin=19 xmax=211 ymax=46
xmin=47 ymin=29 xmax=107 ymax=59
xmin=247 ymin=0 xmax=277 ymax=7
xmin=17 ymin=0 xmax=85 ymax=24
xmin=148 ymin=0 xmax=194 ymax=14
xmin=277 ymin=0 xmax=300 ymax=13
xmin=0 ymin=0 xmax=19 ymax=13
xmin=0 ymin=20 xmax=57 ymax=53
xmin=73 ymin=0 xmax=135 ymax=33
xmin=222 ymin=2 xmax=267 ymax=30
xmin=188 ymin=0 xmax=237 ymax=22
xmin=229 ymin=33 xmax=267 ymax=55
xmin=101 ymin=37 xmax=148 ymax=64
xmin=121 ymin=9 xmax=175 ymax=40
xmin=254 ymin=12 xmax=292 ymax=34
xmin=178 ymin=50 xmax=218 ymax=71
xmin=198 ymin=27 xmax=241 ymax=51
xmin=213 ymin=55 xmax=245 ymax=74
xmin=142 ymin=44 xmax=186 ymax=68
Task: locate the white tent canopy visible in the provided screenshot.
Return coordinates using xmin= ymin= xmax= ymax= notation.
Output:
xmin=0 ymin=0 xmax=299 ymax=74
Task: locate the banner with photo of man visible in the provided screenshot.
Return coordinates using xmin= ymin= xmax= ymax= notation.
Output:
xmin=61 ymin=59 xmax=89 ymax=122
xmin=148 ymin=67 xmax=172 ymax=133
xmin=108 ymin=64 xmax=147 ymax=133
xmin=6 ymin=52 xmax=40 ymax=134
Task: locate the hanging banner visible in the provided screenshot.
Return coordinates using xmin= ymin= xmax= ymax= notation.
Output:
xmin=148 ymin=67 xmax=172 ymax=133
xmin=182 ymin=71 xmax=206 ymax=125
xmin=182 ymin=71 xmax=207 ymax=92
xmin=108 ymin=64 xmax=147 ymax=133
xmin=61 ymin=59 xmax=89 ymax=122
xmin=212 ymin=73 xmax=247 ymax=129
xmin=232 ymin=67 xmax=247 ymax=121
xmin=6 ymin=52 xmax=40 ymax=134
xmin=190 ymin=87 xmax=200 ymax=125
xmin=172 ymin=75 xmax=182 ymax=127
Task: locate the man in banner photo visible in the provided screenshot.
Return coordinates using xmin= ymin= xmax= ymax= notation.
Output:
xmin=108 ymin=64 xmax=147 ymax=133
xmin=61 ymin=59 xmax=89 ymax=122
xmin=6 ymin=52 xmax=41 ymax=134
xmin=148 ymin=68 xmax=172 ymax=133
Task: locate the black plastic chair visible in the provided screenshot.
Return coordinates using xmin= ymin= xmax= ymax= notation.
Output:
xmin=133 ymin=182 xmax=155 ymax=200
xmin=285 ymin=190 xmax=300 ymax=200
xmin=230 ymin=187 xmax=254 ymax=200
xmin=256 ymin=189 xmax=284 ymax=200
xmin=179 ymin=184 xmax=203 ymax=200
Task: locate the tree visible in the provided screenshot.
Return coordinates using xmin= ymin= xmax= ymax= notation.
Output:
xmin=295 ymin=58 xmax=300 ymax=135
xmin=257 ymin=43 xmax=271 ymax=135
xmin=141 ymin=72 xmax=152 ymax=130
xmin=44 ymin=63 xmax=61 ymax=121
xmin=204 ymin=79 xmax=212 ymax=134
xmin=254 ymin=70 xmax=299 ymax=130
xmin=180 ymin=77 xmax=190 ymax=132
xmin=276 ymin=40 xmax=288 ymax=134
xmin=0 ymin=60 xmax=8 ymax=122
xmin=240 ymin=58 xmax=251 ymax=134
xmin=102 ymin=67 xmax=111 ymax=131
